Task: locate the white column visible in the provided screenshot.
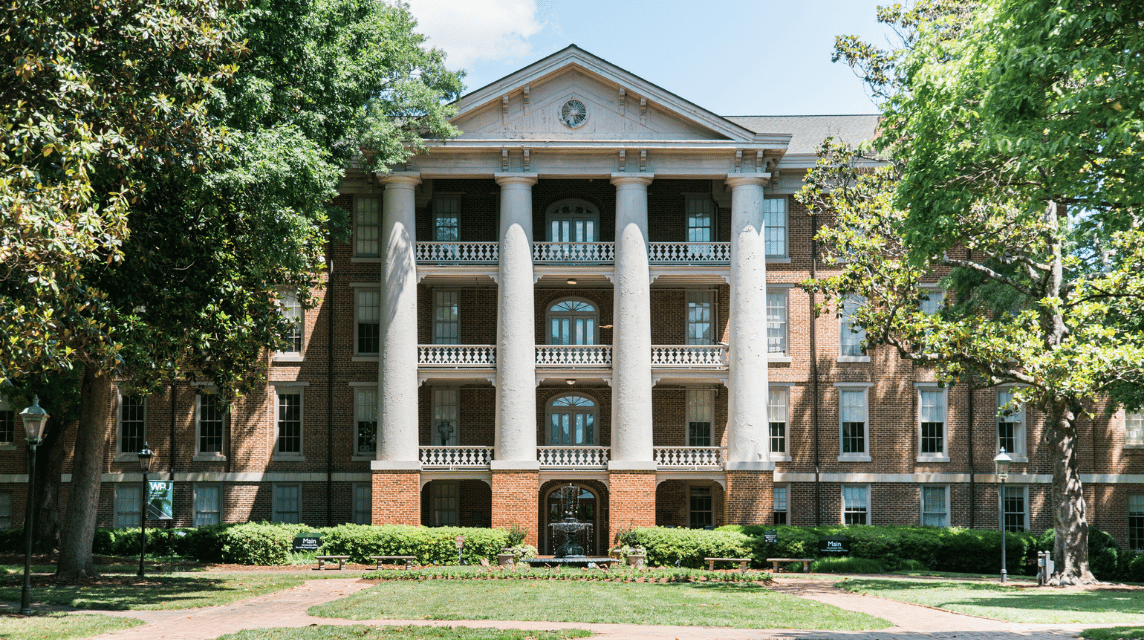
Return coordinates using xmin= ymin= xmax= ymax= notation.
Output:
xmin=375 ymin=173 xmax=421 ymax=469
xmin=609 ymin=174 xmax=656 ymax=468
xmin=725 ymin=174 xmax=771 ymax=469
xmin=493 ymin=173 xmax=540 ymax=468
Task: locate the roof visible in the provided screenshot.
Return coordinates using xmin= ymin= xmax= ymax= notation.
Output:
xmin=724 ymin=115 xmax=880 ymax=155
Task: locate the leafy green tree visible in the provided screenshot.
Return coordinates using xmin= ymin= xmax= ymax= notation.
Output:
xmin=804 ymin=0 xmax=1144 ymax=584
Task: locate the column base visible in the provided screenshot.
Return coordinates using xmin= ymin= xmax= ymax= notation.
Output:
xmin=491 ymin=470 xmax=540 ymax=547
xmin=371 ymin=471 xmax=421 ymax=525
xmin=725 ymin=469 xmax=774 ymax=526
xmin=607 ymin=471 xmax=656 ymax=546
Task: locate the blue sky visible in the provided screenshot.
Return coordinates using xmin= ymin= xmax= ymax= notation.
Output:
xmin=403 ymin=0 xmax=894 ymax=116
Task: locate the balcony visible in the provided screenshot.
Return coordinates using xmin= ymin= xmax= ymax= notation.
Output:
xmin=533 ymin=242 xmax=615 ymax=264
xmin=538 ymin=446 xmax=610 ymax=469
xmin=415 ymin=242 xmax=499 ymax=264
xmin=648 ymin=242 xmax=730 ymax=265
xmin=535 ymin=345 xmax=612 ymax=367
xmin=650 ymin=345 xmax=728 ymax=368
xmin=418 ymin=345 xmax=497 ymax=367
xmin=419 ymin=446 xmax=494 ymax=469
xmin=654 ymin=446 xmax=725 ymax=469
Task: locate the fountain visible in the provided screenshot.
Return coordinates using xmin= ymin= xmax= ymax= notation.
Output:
xmin=525 ymin=484 xmax=614 ymax=568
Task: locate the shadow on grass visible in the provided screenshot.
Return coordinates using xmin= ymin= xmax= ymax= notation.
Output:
xmin=0 ymin=574 xmax=297 ymax=610
xmin=843 ymin=578 xmax=1144 ymax=615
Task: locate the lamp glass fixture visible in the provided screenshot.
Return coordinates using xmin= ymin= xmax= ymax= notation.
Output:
xmin=137 ymin=442 xmax=155 ymax=473
xmin=567 ymin=278 xmax=577 ymax=285
xmin=20 ymin=396 xmax=49 ymax=442
xmin=566 ymin=379 xmax=576 ymax=386
xmin=993 ymin=447 xmax=1012 ymax=480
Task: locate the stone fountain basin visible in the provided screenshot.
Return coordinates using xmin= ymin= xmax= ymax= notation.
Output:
xmin=523 ymin=556 xmax=617 ymax=568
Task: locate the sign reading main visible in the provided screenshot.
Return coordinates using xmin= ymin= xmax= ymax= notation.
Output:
xmin=292 ymin=533 xmax=324 ymax=552
xmin=818 ymin=535 xmax=850 ymax=555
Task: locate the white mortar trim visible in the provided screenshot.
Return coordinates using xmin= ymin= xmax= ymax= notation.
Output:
xmin=834 ymin=382 xmax=874 ymax=387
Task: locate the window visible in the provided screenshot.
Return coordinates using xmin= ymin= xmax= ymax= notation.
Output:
xmin=278 ymin=290 xmax=303 ymax=355
xmin=355 ymin=288 xmax=380 ymax=355
xmin=433 ymin=388 xmax=459 ymax=446
xmin=0 ymin=397 xmax=14 ymax=445
xmin=194 ymin=485 xmax=221 ymax=527
xmin=839 ymin=295 xmax=866 ymax=359
xmin=118 ymin=392 xmax=146 ymax=455
xmin=997 ymin=389 xmax=1026 ymax=459
xmin=115 ymin=484 xmax=142 ymax=529
xmin=354 ymin=484 xmax=372 ymax=525
xmin=920 ymin=288 xmax=945 ymax=315
xmin=433 ymin=290 xmax=460 ymax=344
xmin=686 ymin=389 xmax=714 ymax=447
xmin=685 ymin=195 xmax=714 ymax=243
xmin=354 ymin=387 xmax=377 ymax=457
xmin=764 ymin=197 xmax=788 ymax=258
xmin=769 ymin=386 xmax=788 ymax=455
xmin=773 ymin=485 xmax=788 ymax=525
xmin=1002 ymin=485 xmax=1026 ymax=532
xmin=686 ymin=291 xmax=714 ymax=345
xmin=548 ymin=299 xmax=597 ymax=345
xmin=918 ymin=387 xmax=948 ymax=461
xmin=842 ymin=485 xmax=869 ymax=525
xmin=196 ymin=392 xmax=225 ymax=456
xmin=273 ymin=484 xmax=301 ymax=524
xmin=689 ymin=487 xmax=713 ymax=529
xmin=430 ymin=481 xmax=458 ymax=526
xmin=767 ymin=290 xmax=787 ymax=354
xmin=546 ymin=200 xmax=598 ymax=243
xmin=355 ymin=196 xmax=380 ymax=257
xmin=1129 ymin=494 xmax=1144 ymax=551
xmin=838 ymin=386 xmax=870 ymax=461
xmin=547 ymin=394 xmax=597 ymax=445
xmin=921 ymin=486 xmax=949 ymax=527
xmin=275 ymin=388 xmax=303 ymax=457
xmin=1126 ymin=411 xmax=1144 ymax=447
xmin=0 ymin=491 xmax=11 ymax=528
xmin=434 ymin=195 xmax=460 ymax=242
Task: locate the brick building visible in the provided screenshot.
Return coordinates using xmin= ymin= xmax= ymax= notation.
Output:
xmin=2 ymin=46 xmax=1142 ymax=554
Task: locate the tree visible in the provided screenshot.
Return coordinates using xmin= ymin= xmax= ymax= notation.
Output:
xmin=803 ymin=0 xmax=1144 ymax=584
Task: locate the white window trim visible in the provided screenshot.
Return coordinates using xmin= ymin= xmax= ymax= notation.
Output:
xmin=352 ymin=284 xmax=381 ymax=360
xmin=546 ymin=298 xmax=600 ymax=345
xmin=920 ymin=485 xmax=950 ymax=527
xmin=766 ymin=288 xmax=789 ymax=358
xmin=193 ymin=483 xmax=222 ymax=527
xmin=684 ymin=388 xmax=716 ymax=447
xmin=274 ymin=289 xmax=305 ymax=363
xmin=545 ymin=199 xmax=600 ymax=242
xmin=768 ymin=384 xmax=792 ymax=462
xmin=1124 ymin=409 xmax=1144 ymax=450
xmin=764 ymin=195 xmax=789 ymax=260
xmin=114 ymin=483 xmax=143 ymax=530
xmin=545 ymin=392 xmax=600 ymax=445
xmin=114 ymin=386 xmax=146 ymax=462
xmin=838 ymin=295 xmax=870 ymax=363
xmin=0 ymin=396 xmax=15 ymax=450
xmin=433 ymin=289 xmax=461 ymax=345
xmin=352 ymin=384 xmax=379 ymax=462
xmin=353 ymin=483 xmax=372 ymax=525
xmin=773 ymin=483 xmax=789 ymax=525
xmin=915 ymin=384 xmax=950 ymax=463
xmin=996 ymin=387 xmax=1029 ymax=462
xmin=352 ymin=195 xmax=381 ymax=260
xmin=841 ymin=484 xmax=871 ymax=525
xmin=836 ymin=383 xmax=872 ymax=462
xmin=272 ymin=384 xmax=305 ymax=461
xmin=193 ymin=389 xmax=226 ymax=462
xmin=272 ymin=483 xmax=302 ymax=524
xmin=999 ymin=484 xmax=1030 ymax=532
xmin=685 ymin=289 xmax=716 ymax=346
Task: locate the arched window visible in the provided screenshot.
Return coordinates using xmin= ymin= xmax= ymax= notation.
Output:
xmin=546 ymin=394 xmax=598 ymax=445
xmin=547 ymin=299 xmax=598 ymax=345
xmin=546 ymin=199 xmax=599 ymax=243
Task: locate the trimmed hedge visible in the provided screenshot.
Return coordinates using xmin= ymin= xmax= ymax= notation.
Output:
xmin=623 ymin=527 xmax=751 ymax=568
xmin=320 ymin=525 xmax=512 ymax=565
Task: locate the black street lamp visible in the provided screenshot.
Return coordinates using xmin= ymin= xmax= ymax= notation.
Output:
xmin=19 ymin=397 xmax=49 ymax=616
xmin=994 ymin=447 xmax=1012 ymax=584
xmin=137 ymin=443 xmax=154 ymax=579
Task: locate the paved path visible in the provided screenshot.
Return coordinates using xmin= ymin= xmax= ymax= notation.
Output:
xmin=4 ymin=574 xmax=1127 ymax=640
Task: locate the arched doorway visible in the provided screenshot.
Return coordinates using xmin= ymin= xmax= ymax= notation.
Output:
xmin=547 ymin=298 xmax=598 ymax=346
xmin=546 ymin=199 xmax=598 ymax=243
xmin=546 ymin=393 xmax=598 ymax=445
xmin=540 ymin=482 xmax=605 ymax=556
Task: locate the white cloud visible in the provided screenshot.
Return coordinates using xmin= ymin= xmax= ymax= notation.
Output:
xmin=404 ymin=0 xmax=545 ymax=69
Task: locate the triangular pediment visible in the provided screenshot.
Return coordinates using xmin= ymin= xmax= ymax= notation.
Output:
xmin=450 ymin=46 xmax=755 ymax=143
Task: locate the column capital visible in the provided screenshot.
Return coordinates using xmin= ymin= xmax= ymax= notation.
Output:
xmin=494 ymin=172 xmax=538 ymax=186
xmin=610 ymin=173 xmax=655 ymax=187
xmin=376 ymin=171 xmax=422 ymax=188
xmin=724 ymin=173 xmax=770 ymax=189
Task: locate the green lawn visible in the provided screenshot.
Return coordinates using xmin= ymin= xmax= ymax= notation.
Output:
xmin=308 ymin=580 xmax=890 ymax=630
xmin=0 ymin=572 xmax=304 ymax=610
xmin=839 ymin=578 xmax=1144 ymax=624
xmin=1081 ymin=627 xmax=1144 ymax=640
xmin=0 ymin=611 xmax=144 ymax=640
xmin=216 ymin=626 xmax=591 ymax=640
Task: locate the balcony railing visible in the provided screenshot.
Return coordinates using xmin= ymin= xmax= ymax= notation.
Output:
xmin=415 ymin=242 xmax=499 ymax=264
xmin=654 ymin=446 xmax=725 ymax=469
xmin=535 ymin=345 xmax=612 ymax=366
xmin=538 ymin=446 xmax=610 ymax=469
xmin=418 ymin=345 xmax=496 ymax=367
xmin=420 ymin=446 xmax=494 ymax=469
xmin=648 ymin=242 xmax=731 ymax=264
xmin=533 ymin=242 xmax=615 ymax=264
xmin=650 ymin=345 xmax=728 ymax=368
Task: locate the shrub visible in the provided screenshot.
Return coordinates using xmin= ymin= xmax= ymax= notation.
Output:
xmin=1037 ymin=526 xmax=1120 ymax=581
xmin=1121 ymin=552 xmax=1144 ymax=583
xmin=628 ymin=527 xmax=751 ymax=568
xmin=504 ymin=523 xmax=528 ymax=548
xmin=507 ymin=544 xmax=537 ymax=561
xmin=319 ymin=525 xmax=511 ymax=565
xmin=218 ymin=523 xmax=326 ymax=566
xmin=810 ymin=556 xmax=886 ymax=573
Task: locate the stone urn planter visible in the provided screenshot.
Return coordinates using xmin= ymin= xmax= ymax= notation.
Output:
xmin=626 ymin=554 xmax=646 ymax=568
xmin=497 ymin=551 xmax=515 ymax=566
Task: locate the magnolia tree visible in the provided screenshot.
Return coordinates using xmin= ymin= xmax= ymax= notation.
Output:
xmin=801 ymin=0 xmax=1144 ymax=584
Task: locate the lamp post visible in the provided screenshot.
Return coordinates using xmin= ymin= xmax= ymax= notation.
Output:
xmin=19 ymin=397 xmax=49 ymax=616
xmin=994 ymin=447 xmax=1012 ymax=584
xmin=455 ymin=534 xmax=465 ymax=566
xmin=137 ymin=443 xmax=154 ymax=579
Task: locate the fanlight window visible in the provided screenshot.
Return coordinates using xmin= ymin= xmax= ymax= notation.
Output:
xmin=547 ymin=394 xmax=597 ymax=445
xmin=546 ymin=200 xmax=599 ymax=243
xmin=548 ymin=299 xmax=598 ymax=345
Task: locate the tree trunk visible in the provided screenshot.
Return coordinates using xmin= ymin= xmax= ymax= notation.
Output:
xmin=1046 ymin=399 xmax=1095 ymax=585
xmin=31 ymin=420 xmax=70 ymax=554
xmin=56 ymin=368 xmax=111 ymax=578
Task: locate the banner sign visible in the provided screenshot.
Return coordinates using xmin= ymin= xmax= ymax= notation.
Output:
xmin=292 ymin=533 xmax=324 ymax=552
xmin=818 ymin=535 xmax=850 ymax=555
xmin=147 ymin=480 xmax=174 ymax=520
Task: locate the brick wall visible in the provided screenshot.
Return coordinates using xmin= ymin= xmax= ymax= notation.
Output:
xmin=372 ymin=472 xmax=420 ymax=525
xmin=726 ymin=470 xmax=772 ymax=526
xmin=607 ymin=472 xmax=656 ymax=545
xmin=492 ymin=472 xmax=540 ymax=547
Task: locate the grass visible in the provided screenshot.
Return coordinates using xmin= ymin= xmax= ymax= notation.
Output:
xmin=839 ymin=578 xmax=1144 ymax=624
xmin=216 ymin=626 xmax=591 ymax=640
xmin=0 ymin=572 xmax=304 ymax=610
xmin=308 ymin=580 xmax=890 ymax=630
xmin=0 ymin=611 xmax=144 ymax=639
xmin=1080 ymin=627 xmax=1144 ymax=640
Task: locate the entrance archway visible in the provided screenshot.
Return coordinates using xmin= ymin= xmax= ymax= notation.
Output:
xmin=538 ymin=480 xmax=608 ymax=556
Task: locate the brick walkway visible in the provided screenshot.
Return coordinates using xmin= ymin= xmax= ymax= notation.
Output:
xmin=5 ymin=574 xmax=1123 ymax=640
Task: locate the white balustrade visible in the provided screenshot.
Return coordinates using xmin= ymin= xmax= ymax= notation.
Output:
xmin=418 ymin=345 xmax=497 ymax=367
xmin=535 ymin=345 xmax=612 ymax=366
xmin=650 ymin=345 xmax=728 ymax=368
xmin=415 ymin=242 xmax=499 ymax=263
xmin=653 ymin=447 xmax=726 ymax=468
xmin=537 ymin=446 xmax=611 ymax=468
xmin=419 ymin=446 xmax=494 ymax=469
xmin=532 ymin=242 xmax=615 ymax=263
xmin=647 ymin=242 xmax=731 ymax=264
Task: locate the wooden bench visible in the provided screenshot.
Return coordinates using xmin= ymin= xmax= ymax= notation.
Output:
xmin=704 ymin=557 xmax=752 ymax=573
xmin=315 ymin=555 xmax=350 ymax=570
xmin=767 ymin=557 xmax=815 ymax=573
xmin=370 ymin=555 xmax=417 ymax=570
